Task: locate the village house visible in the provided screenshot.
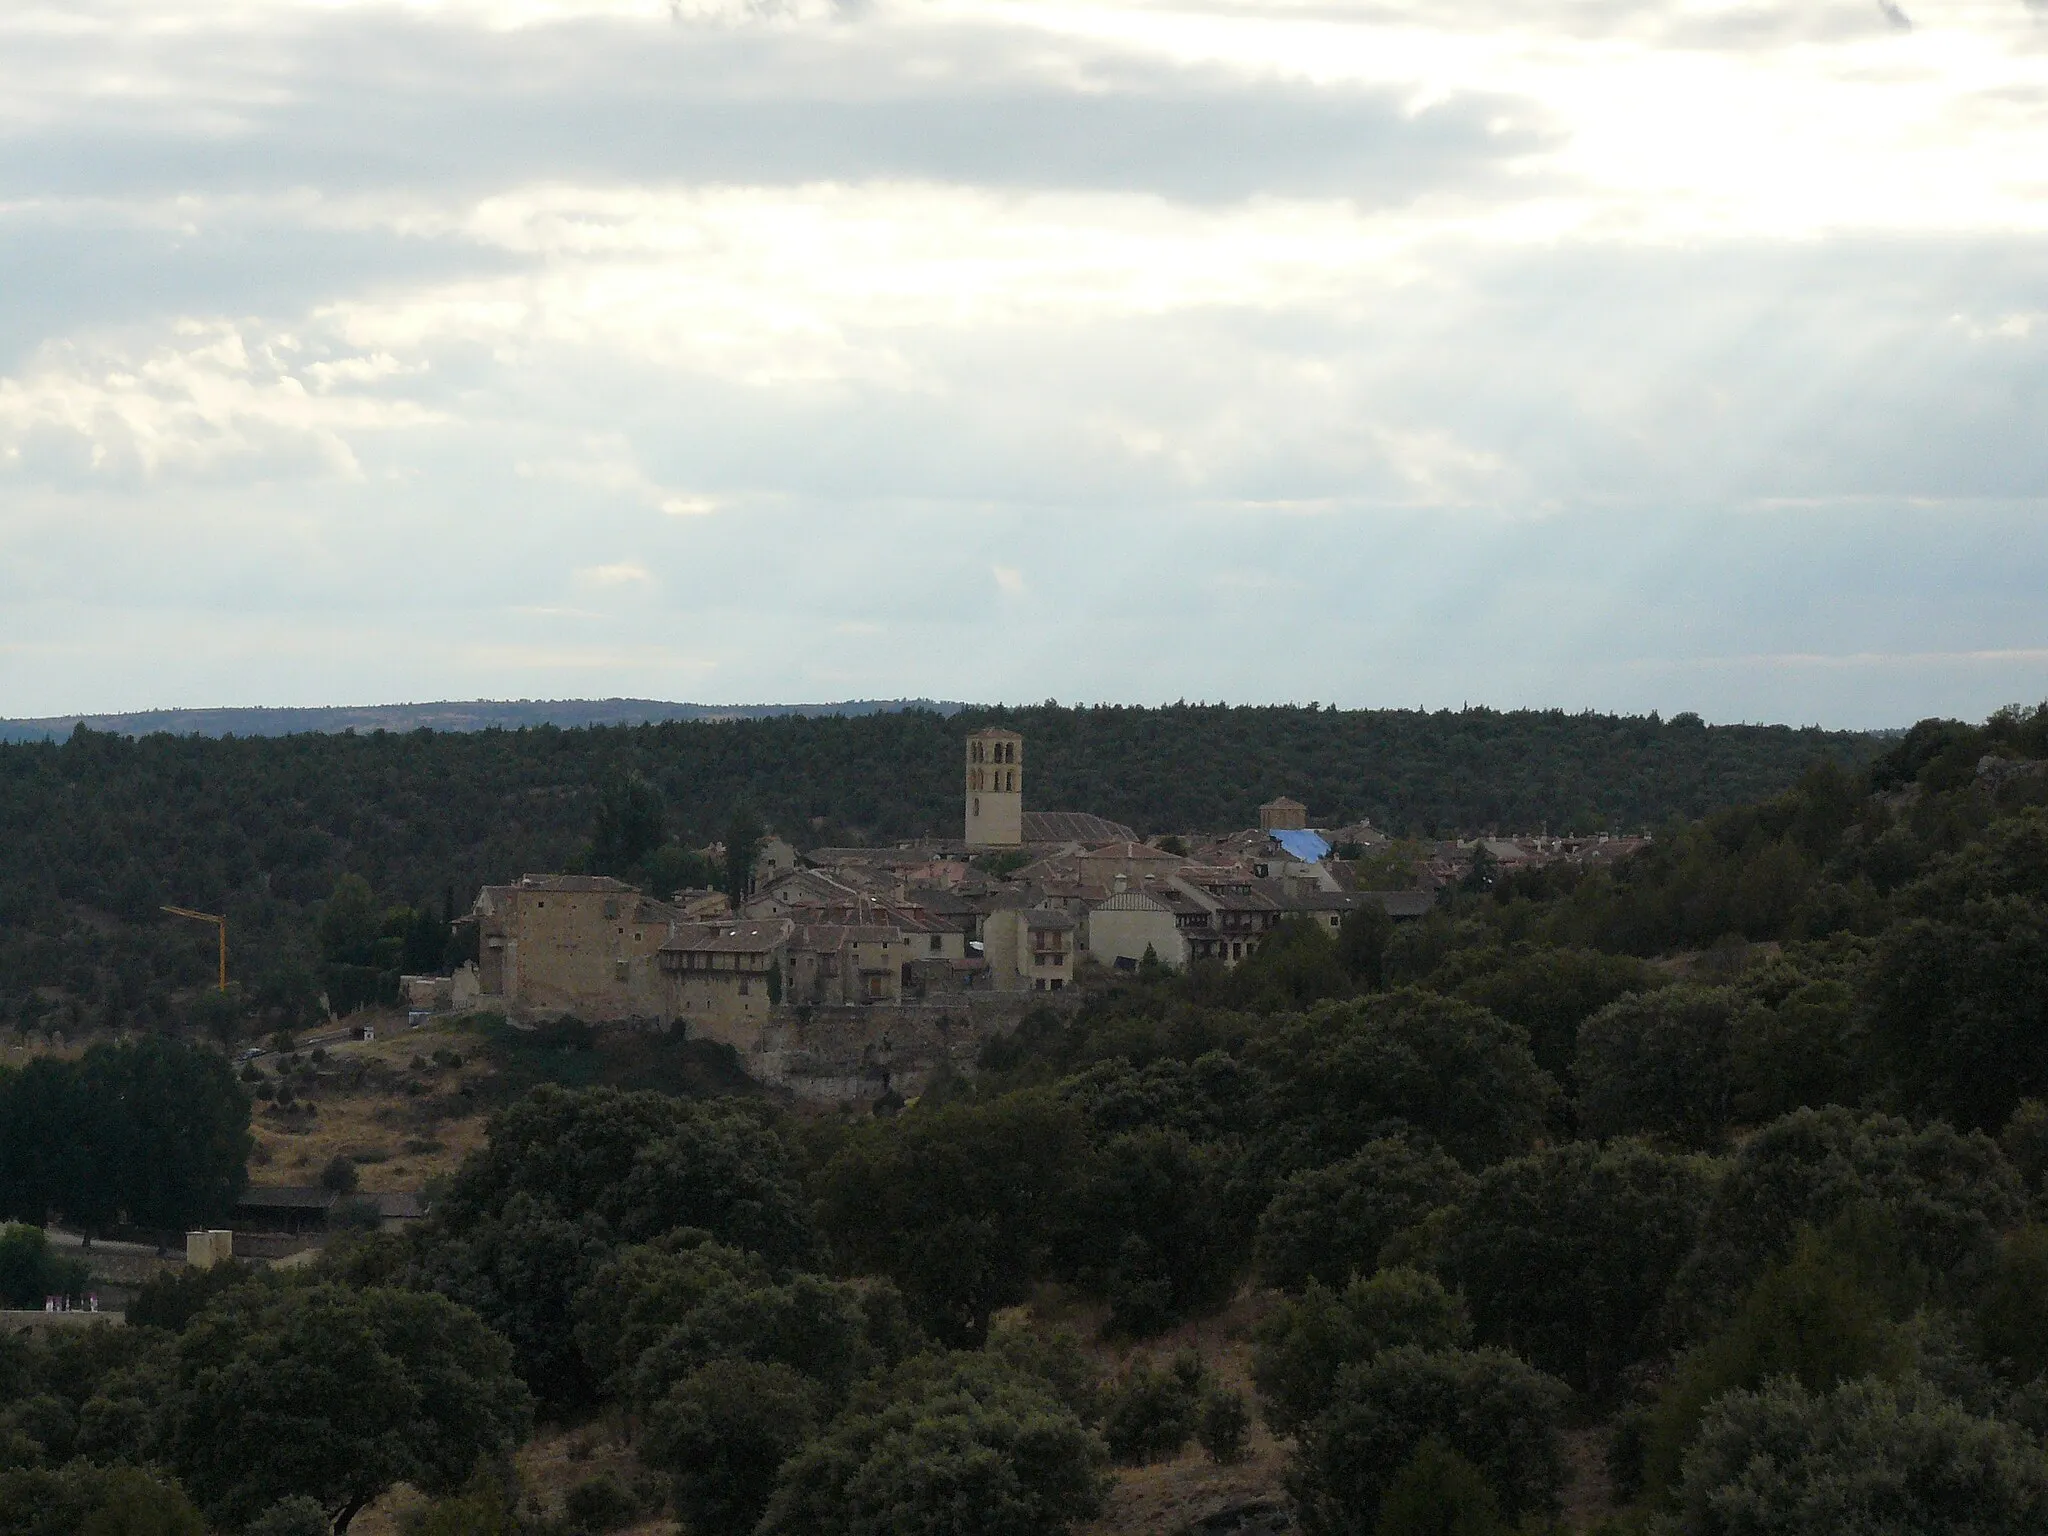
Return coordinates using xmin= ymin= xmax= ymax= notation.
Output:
xmin=982 ymin=906 xmax=1077 ymax=991
xmin=656 ymin=918 xmax=792 ymax=1046
xmin=473 ymin=874 xmax=682 ymax=1018
xmin=1086 ymin=887 xmax=1189 ymax=970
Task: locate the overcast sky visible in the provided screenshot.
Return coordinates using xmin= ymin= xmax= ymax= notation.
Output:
xmin=2 ymin=0 xmax=2045 ymax=727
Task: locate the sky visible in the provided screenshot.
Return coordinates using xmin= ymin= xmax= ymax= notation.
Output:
xmin=1 ymin=0 xmax=2045 ymax=728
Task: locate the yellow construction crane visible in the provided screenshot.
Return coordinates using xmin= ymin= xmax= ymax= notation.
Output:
xmin=162 ymin=906 xmax=228 ymax=991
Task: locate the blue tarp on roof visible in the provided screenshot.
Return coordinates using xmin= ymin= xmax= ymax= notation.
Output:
xmin=1271 ymin=828 xmax=1331 ymax=863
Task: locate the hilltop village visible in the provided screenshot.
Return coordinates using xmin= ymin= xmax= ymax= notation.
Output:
xmin=462 ymin=728 xmax=1647 ymax=1050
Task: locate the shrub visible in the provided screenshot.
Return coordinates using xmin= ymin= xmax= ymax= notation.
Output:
xmin=1099 ymin=1355 xmax=1203 ymax=1465
xmin=1254 ymin=1269 xmax=1472 ymax=1438
xmin=1676 ymin=1377 xmax=2048 ymax=1535
xmin=247 ymin=1496 xmax=329 ymax=1536
xmin=1574 ymin=987 xmax=1737 ymax=1150
xmin=758 ymin=1352 xmax=1108 ymax=1536
xmin=1255 ymin=1137 xmax=1474 ymax=1293
xmin=1197 ymin=1387 xmax=1251 ymax=1465
xmin=641 ymin=1360 xmax=820 ymax=1536
xmin=1287 ymin=1347 xmax=1570 ymax=1536
xmin=562 ymin=1474 xmax=639 ymax=1533
xmin=1373 ymin=1437 xmax=1504 ymax=1536
xmin=0 ymin=1225 xmax=91 ymax=1309
xmin=1434 ymin=1140 xmax=1713 ymax=1402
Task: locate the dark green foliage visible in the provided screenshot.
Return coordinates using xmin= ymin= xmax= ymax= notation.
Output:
xmin=1253 ymin=1269 xmax=1473 ymax=1438
xmin=1999 ymin=1099 xmax=2048 ymax=1202
xmin=1198 ymin=1386 xmax=1251 ymax=1465
xmin=1976 ymin=1225 xmax=2048 ymax=1384
xmin=986 ymin=1320 xmax=1105 ymax=1426
xmin=124 ymin=1260 xmax=255 ymax=1334
xmin=1574 ymin=987 xmax=1739 ymax=1149
xmin=1250 ymin=991 xmax=1553 ymax=1173
xmin=1098 ymin=1353 xmax=1204 ymax=1464
xmin=0 ymin=1463 xmax=204 ymax=1536
xmin=1728 ymin=975 xmax=1864 ymax=1123
xmin=815 ymin=1094 xmax=1088 ymax=1346
xmin=1224 ymin=918 xmax=1355 ymax=1012
xmin=1643 ymin=1224 xmax=1916 ymax=1498
xmin=1255 ymin=1137 xmax=1476 ymax=1293
xmin=247 ymin=1496 xmax=330 ymax=1536
xmin=0 ymin=1225 xmax=90 ymax=1308
xmin=439 ymin=1085 xmax=817 ymax=1262
xmin=1373 ymin=1438 xmax=1505 ymax=1536
xmin=1672 ymin=1107 xmax=2026 ymax=1333
xmin=643 ymin=1360 xmax=822 ymax=1536
xmin=0 ymin=1037 xmax=249 ymax=1233
xmin=757 ymin=1351 xmax=1109 ymax=1536
xmin=561 ymin=1473 xmax=641 ymax=1533
xmin=1675 ymin=1377 xmax=2048 ymax=1535
xmin=722 ymin=806 xmax=764 ymax=909
xmin=1867 ymin=894 xmax=2048 ymax=1132
xmin=590 ymin=770 xmax=667 ymax=877
xmin=1430 ymin=945 xmax=1664 ymax=1085
xmin=1288 ymin=1346 xmax=1570 ymax=1536
xmin=1071 ymin=1128 xmax=1243 ymax=1335
xmin=164 ymin=1282 xmax=531 ymax=1532
xmin=1336 ymin=903 xmax=1396 ymax=990
xmin=607 ymin=1255 xmax=897 ymax=1410
xmin=1434 ymin=1140 xmax=1713 ymax=1401
xmin=1054 ymin=1052 xmax=1262 ymax=1145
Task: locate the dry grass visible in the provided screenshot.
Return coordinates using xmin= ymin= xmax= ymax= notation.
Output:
xmin=348 ymin=1422 xmax=678 ymax=1536
xmin=1016 ymin=1286 xmax=1295 ymax=1536
xmin=246 ymin=1013 xmax=491 ymax=1192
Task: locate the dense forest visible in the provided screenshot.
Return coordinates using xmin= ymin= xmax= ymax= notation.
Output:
xmin=0 ymin=704 xmax=1873 ymax=1034
xmin=4 ymin=704 xmax=2048 ymax=1534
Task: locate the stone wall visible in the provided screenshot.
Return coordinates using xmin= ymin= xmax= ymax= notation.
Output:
xmin=743 ymin=994 xmax=1061 ymax=1102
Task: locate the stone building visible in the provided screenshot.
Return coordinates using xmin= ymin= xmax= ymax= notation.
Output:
xmin=966 ymin=727 xmax=1025 ymax=847
xmin=1086 ymin=888 xmax=1189 ymax=971
xmin=474 ymin=874 xmax=682 ymax=1018
xmin=983 ymin=906 xmax=1077 ymax=992
xmin=656 ymin=918 xmax=793 ymax=1046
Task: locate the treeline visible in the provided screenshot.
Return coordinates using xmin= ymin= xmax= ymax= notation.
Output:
xmin=0 ymin=703 xmax=1871 ymax=1035
xmin=0 ymin=1036 xmax=250 ymax=1235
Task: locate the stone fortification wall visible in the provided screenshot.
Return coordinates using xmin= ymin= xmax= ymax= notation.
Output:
xmin=744 ymin=994 xmax=1060 ymax=1102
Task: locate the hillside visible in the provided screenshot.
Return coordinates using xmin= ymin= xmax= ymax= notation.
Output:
xmin=0 ymin=704 xmax=1875 ymax=1032
xmin=0 ymin=697 xmax=962 ymax=743
xmin=7 ymin=705 xmax=2048 ymax=1536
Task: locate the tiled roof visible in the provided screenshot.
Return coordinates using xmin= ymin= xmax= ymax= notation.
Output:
xmin=1023 ymin=811 xmax=1140 ymax=844
xmin=234 ymin=1186 xmax=337 ymax=1210
xmin=517 ymin=874 xmax=637 ymax=893
xmin=660 ymin=919 xmax=794 ymax=954
xmin=1092 ymin=890 xmax=1170 ymax=912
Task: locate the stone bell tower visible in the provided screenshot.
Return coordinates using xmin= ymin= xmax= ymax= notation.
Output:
xmin=965 ymin=728 xmax=1024 ymax=848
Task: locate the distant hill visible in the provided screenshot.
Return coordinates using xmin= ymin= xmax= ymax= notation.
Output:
xmin=0 ymin=698 xmax=965 ymax=743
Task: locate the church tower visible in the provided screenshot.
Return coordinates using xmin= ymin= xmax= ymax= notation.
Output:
xmin=965 ymin=728 xmax=1024 ymax=847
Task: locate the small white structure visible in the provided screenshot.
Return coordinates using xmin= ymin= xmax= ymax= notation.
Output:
xmin=185 ymin=1229 xmax=234 ymax=1269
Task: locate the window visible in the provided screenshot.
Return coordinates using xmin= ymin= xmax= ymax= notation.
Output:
xmin=740 ymin=977 xmax=750 ymax=996
xmin=929 ymin=935 xmax=943 ymax=952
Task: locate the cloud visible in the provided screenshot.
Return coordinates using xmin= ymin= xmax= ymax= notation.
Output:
xmin=574 ymin=561 xmax=654 ymax=589
xmin=1 ymin=0 xmax=2046 ymax=726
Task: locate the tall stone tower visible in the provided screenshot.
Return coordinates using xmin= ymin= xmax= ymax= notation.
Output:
xmin=966 ymin=728 xmax=1024 ymax=847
